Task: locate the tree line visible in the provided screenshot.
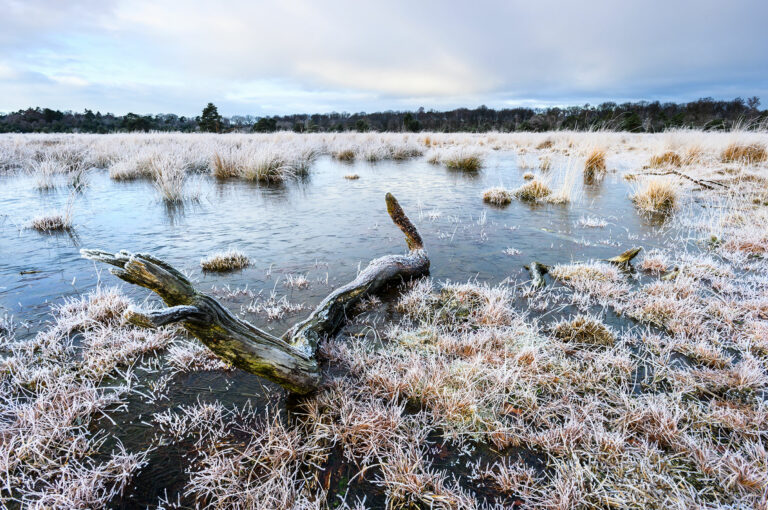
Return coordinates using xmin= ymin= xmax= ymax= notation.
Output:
xmin=1 ymin=97 xmax=764 ymax=134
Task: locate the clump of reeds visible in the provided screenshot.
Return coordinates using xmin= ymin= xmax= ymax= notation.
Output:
xmin=631 ymin=177 xmax=677 ymax=213
xmin=109 ymin=159 xmax=144 ymax=180
xmin=539 ymin=155 xmax=552 ymax=171
xmin=32 ymin=156 xmax=64 ymax=190
xmin=584 ymin=149 xmax=606 ymax=180
xmin=513 ymin=179 xmax=551 ymax=201
xmin=150 ymin=153 xmax=190 ymax=202
xmin=552 ymin=314 xmax=615 ymax=345
xmin=242 ymin=148 xmax=293 ymax=183
xmin=344 ymin=173 xmax=360 ymax=180
xmin=332 ymin=148 xmax=356 ymax=161
xmin=389 ymin=144 xmax=423 ymax=160
xmin=650 ymin=151 xmax=682 ymax=167
xmin=523 ymin=171 xmax=535 ymax=180
xmin=29 ymin=212 xmax=71 ymax=232
xmin=211 ymin=150 xmax=240 ymax=178
xmin=546 ymin=161 xmax=581 ymax=204
xmin=442 ymin=149 xmax=482 ymax=171
xmin=29 ymin=192 xmax=75 ymax=232
xmin=425 ymin=149 xmax=441 ymax=164
xmin=482 ymin=187 xmax=513 ymax=206
xmin=536 ymin=139 xmax=554 ymax=149
xmin=721 ymin=143 xmax=767 ymax=163
xmin=200 ymin=249 xmax=250 ymax=272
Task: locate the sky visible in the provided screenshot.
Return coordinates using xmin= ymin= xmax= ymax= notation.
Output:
xmin=1 ymin=0 xmax=766 ymax=116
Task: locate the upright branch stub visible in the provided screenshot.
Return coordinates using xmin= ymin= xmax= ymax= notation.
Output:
xmin=386 ymin=192 xmax=423 ymax=251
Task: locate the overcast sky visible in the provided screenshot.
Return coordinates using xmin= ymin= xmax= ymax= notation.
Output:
xmin=1 ymin=0 xmax=766 ymax=116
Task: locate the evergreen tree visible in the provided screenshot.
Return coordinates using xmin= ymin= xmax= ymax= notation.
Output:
xmin=198 ymin=103 xmax=222 ymax=133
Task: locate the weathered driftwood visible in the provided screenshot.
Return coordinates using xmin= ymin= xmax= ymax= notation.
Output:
xmin=605 ymin=246 xmax=642 ymax=265
xmin=81 ymin=193 xmax=429 ymax=394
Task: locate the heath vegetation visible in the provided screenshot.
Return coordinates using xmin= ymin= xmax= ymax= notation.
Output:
xmin=2 ymin=128 xmax=768 ymax=508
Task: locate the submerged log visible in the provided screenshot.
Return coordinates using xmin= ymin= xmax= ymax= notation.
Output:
xmin=81 ymin=193 xmax=429 ymax=394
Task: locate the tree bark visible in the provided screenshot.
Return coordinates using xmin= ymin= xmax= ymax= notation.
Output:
xmin=81 ymin=193 xmax=428 ymax=394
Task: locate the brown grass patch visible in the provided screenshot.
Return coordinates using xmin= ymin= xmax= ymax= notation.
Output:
xmin=631 ymin=177 xmax=677 ymax=213
xmin=650 ymin=151 xmax=682 ymax=167
xmin=513 ymin=180 xmax=551 ymax=201
xmin=552 ymin=314 xmax=615 ymax=345
xmin=721 ymin=143 xmax=767 ymax=163
xmin=584 ymin=149 xmax=606 ymax=179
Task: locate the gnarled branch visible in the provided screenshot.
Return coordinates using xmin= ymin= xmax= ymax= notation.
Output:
xmin=82 ymin=193 xmax=429 ymax=394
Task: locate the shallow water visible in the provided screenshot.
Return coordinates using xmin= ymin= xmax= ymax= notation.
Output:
xmin=1 ymin=153 xmax=670 ymax=322
xmin=0 ymin=152 xmax=679 ymax=506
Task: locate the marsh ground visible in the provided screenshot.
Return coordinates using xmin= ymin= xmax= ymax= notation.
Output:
xmin=1 ymin=131 xmax=767 ymax=508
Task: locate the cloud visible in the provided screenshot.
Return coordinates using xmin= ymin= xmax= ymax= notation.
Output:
xmin=0 ymin=0 xmax=766 ymax=115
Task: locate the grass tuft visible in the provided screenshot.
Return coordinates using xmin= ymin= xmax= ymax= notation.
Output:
xmin=482 ymin=187 xmax=513 ymax=206
xmin=584 ymin=149 xmax=607 ymax=180
xmin=513 ymin=179 xmax=551 ymax=201
xmin=631 ymin=177 xmax=678 ymax=213
xmin=442 ymin=149 xmax=483 ymax=171
xmin=650 ymin=151 xmax=682 ymax=167
xmin=29 ymin=212 xmax=71 ymax=232
xmin=721 ymin=143 xmax=767 ymax=163
xmin=200 ymin=249 xmax=250 ymax=272
xmin=552 ymin=314 xmax=615 ymax=345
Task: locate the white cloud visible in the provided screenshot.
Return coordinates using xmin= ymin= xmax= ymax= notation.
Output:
xmin=0 ymin=0 xmax=766 ymax=115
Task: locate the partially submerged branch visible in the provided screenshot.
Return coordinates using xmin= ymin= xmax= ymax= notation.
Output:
xmin=527 ymin=262 xmax=549 ymax=289
xmin=82 ymin=193 xmax=429 ymax=394
xmin=628 ymin=170 xmax=726 ymax=190
xmin=605 ymin=247 xmax=642 ymax=265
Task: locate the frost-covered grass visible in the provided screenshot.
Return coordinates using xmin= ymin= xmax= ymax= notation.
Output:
xmin=632 ymin=176 xmax=678 ymax=213
xmin=0 ymin=287 xmax=174 ymax=507
xmin=200 ymin=249 xmax=250 ymax=272
xmin=4 ymin=128 xmax=768 ymax=507
xmin=482 ymin=187 xmax=512 ymax=206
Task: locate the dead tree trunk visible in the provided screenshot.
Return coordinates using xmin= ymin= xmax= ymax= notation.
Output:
xmin=81 ymin=193 xmax=429 ymax=395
